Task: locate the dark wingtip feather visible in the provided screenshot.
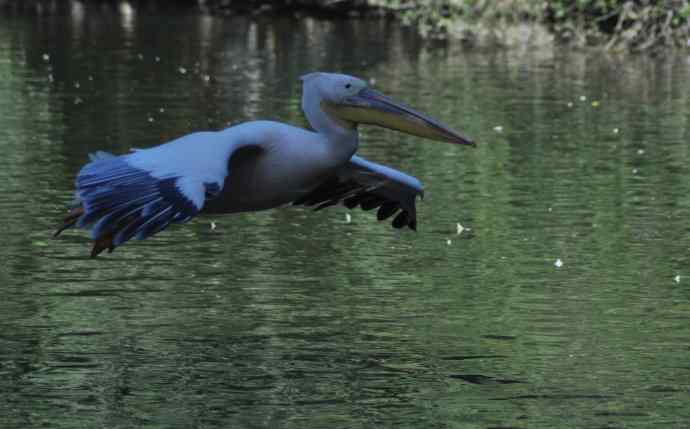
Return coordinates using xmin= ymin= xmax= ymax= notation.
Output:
xmin=314 ymin=200 xmax=338 ymax=211
xmin=392 ymin=211 xmax=409 ymax=229
xmin=343 ymin=195 xmax=363 ymax=209
xmin=90 ymin=232 xmax=115 ymax=258
xmin=360 ymin=196 xmax=384 ymax=211
xmin=73 ymin=158 xmax=202 ymax=256
xmin=54 ymin=206 xmax=84 ymax=237
xmin=293 ymin=166 xmax=421 ymax=233
xmin=54 ymin=224 xmax=72 ymax=238
xmin=377 ymin=202 xmax=399 ymax=221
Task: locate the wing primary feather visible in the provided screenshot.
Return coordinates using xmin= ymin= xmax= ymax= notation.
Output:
xmin=343 ymin=194 xmax=367 ymax=209
xmin=376 ymin=202 xmax=399 ymax=221
xmin=91 ymin=231 xmax=115 ymax=258
xmin=70 ymin=157 xmax=204 ymax=255
xmin=54 ymin=206 xmax=84 ymax=237
xmin=292 ymin=156 xmax=423 ymax=232
xmin=314 ymin=200 xmax=340 ymax=211
xmin=359 ymin=195 xmax=385 ymax=211
xmin=113 ymin=205 xmax=173 ymax=246
xmin=57 ymin=131 xmax=268 ymax=256
xmin=392 ymin=211 xmax=410 ymax=229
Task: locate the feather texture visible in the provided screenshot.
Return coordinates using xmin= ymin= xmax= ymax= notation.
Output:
xmin=294 ymin=155 xmax=423 ymax=230
xmin=55 ymin=128 xmax=265 ymax=256
xmin=59 ymin=154 xmax=209 ymax=256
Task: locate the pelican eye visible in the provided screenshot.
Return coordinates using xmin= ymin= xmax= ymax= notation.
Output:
xmin=345 ymin=83 xmax=352 ymax=89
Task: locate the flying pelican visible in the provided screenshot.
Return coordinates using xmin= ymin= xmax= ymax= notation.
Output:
xmin=55 ymin=72 xmax=474 ymax=256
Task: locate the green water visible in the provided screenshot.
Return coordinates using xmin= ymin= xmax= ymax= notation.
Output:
xmin=1 ymin=6 xmax=689 ymax=429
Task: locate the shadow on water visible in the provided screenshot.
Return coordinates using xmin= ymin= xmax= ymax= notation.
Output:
xmin=1 ymin=4 xmax=690 ymax=429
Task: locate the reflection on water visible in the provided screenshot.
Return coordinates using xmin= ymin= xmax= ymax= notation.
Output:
xmin=1 ymin=6 xmax=690 ymax=429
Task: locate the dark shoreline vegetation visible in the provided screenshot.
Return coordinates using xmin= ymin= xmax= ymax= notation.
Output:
xmin=2 ymin=0 xmax=689 ymax=52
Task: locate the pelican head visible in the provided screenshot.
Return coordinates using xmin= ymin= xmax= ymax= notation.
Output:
xmin=301 ymin=72 xmax=475 ymax=146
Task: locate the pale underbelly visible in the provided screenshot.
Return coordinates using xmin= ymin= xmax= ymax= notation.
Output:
xmin=201 ymin=158 xmax=332 ymax=215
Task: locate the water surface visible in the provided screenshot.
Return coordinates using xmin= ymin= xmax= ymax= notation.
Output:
xmin=0 ymin=6 xmax=689 ymax=429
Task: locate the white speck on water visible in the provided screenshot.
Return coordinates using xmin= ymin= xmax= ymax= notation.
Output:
xmin=446 ymin=239 xmax=452 ymax=245
xmin=554 ymin=258 xmax=563 ymax=268
xmin=42 ymin=53 xmax=50 ymax=62
xmin=345 ymin=213 xmax=352 ymax=224
xmin=369 ymin=77 xmax=377 ymax=85
xmin=613 ymin=128 xmax=620 ymax=134
xmin=210 ymin=221 xmax=217 ymax=230
xmin=637 ymin=149 xmax=645 ymax=155
xmin=147 ymin=116 xmax=154 ymax=123
xmin=548 ymin=207 xmax=552 ymax=212
xmin=47 ymin=73 xmax=54 ymax=83
xmin=493 ymin=125 xmax=503 ymax=133
xmin=74 ymin=97 xmax=83 ymax=105
xmin=456 ymin=222 xmax=464 ymax=235
xmin=203 ymin=74 xmax=211 ymax=82
xmin=567 ymin=101 xmax=574 ymax=108
xmin=88 ymin=75 xmax=93 ymax=81
xmin=137 ymin=53 xmax=144 ymax=60
xmin=74 ymin=82 xmax=80 ymax=89
xmin=579 ymin=95 xmax=587 ymax=102
xmin=159 ymin=107 xmax=165 ymax=113
xmin=674 ymin=275 xmax=680 ymax=283
xmin=155 ymin=56 xmax=161 ymax=62
xmin=178 ymin=67 xmax=187 ymax=74
xmin=632 ymin=168 xmax=638 ymax=174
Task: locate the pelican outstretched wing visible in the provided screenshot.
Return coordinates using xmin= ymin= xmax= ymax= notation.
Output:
xmin=55 ymin=132 xmax=260 ymax=257
xmin=293 ymin=155 xmax=424 ymax=230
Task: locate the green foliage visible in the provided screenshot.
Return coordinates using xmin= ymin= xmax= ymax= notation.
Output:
xmin=378 ymin=0 xmax=690 ymax=51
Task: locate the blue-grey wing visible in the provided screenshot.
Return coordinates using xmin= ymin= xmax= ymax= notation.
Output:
xmin=55 ymin=131 xmax=260 ymax=256
xmin=293 ymin=155 xmax=424 ymax=230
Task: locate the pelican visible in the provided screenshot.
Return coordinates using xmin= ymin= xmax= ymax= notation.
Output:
xmin=55 ymin=72 xmax=474 ymax=256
